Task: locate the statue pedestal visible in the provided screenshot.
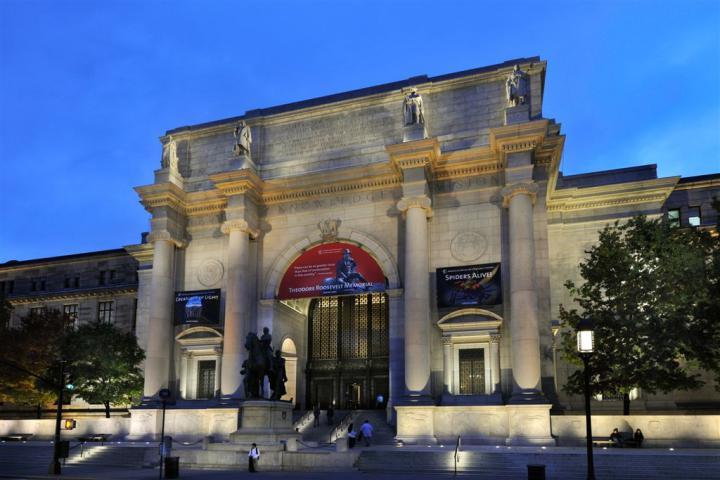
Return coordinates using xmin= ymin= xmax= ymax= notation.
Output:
xmin=504 ymin=104 xmax=530 ymax=125
xmin=230 ymin=153 xmax=257 ymax=171
xmin=228 ymin=399 xmax=299 ymax=444
xmin=403 ymin=123 xmax=427 ymax=142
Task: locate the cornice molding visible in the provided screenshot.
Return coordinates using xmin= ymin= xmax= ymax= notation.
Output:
xmin=209 ymin=168 xmax=264 ymax=201
xmin=7 ymin=285 xmax=138 ymax=306
xmin=146 ymin=230 xmax=186 ymax=248
xmin=489 ymin=120 xmax=549 ymax=159
xmin=124 ymin=243 xmax=154 ymax=265
xmin=386 ymin=137 xmax=441 ymax=173
xmin=547 ymin=177 xmax=679 ymax=212
xmin=134 ymin=182 xmax=186 ymax=214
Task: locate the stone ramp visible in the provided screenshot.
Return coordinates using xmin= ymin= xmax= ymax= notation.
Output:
xmin=356 ymin=448 xmax=720 ymax=479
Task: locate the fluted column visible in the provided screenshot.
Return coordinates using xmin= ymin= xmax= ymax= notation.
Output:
xmin=442 ymin=336 xmax=453 ymax=394
xmin=502 ymin=182 xmax=543 ymax=401
xmin=397 ymin=195 xmax=432 ymax=397
xmin=220 ymin=219 xmax=258 ymax=398
xmin=490 ymin=333 xmax=501 ymax=394
xmin=143 ymin=231 xmax=179 ymax=398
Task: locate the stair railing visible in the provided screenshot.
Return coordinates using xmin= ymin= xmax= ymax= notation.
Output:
xmin=454 ymin=435 xmax=461 ymax=476
xmin=330 ymin=411 xmax=358 ymax=443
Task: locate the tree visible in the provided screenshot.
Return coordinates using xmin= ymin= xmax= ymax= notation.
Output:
xmin=0 ymin=309 xmax=72 ymax=413
xmin=559 ymin=214 xmax=720 ymax=414
xmin=64 ymin=321 xmax=145 ymax=418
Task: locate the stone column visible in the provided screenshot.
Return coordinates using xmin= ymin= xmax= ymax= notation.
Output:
xmin=397 ymin=196 xmax=432 ymax=398
xmin=442 ymin=336 xmax=453 ymax=394
xmin=220 ymin=219 xmax=257 ymax=398
xmin=490 ymin=334 xmax=501 ymax=394
xmin=502 ymin=182 xmax=543 ymax=401
xmin=143 ymin=231 xmax=178 ymax=398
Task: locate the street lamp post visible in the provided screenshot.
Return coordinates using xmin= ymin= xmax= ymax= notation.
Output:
xmin=49 ymin=361 xmax=66 ymax=475
xmin=158 ymin=388 xmax=171 ymax=480
xmin=577 ymin=317 xmax=596 ymax=480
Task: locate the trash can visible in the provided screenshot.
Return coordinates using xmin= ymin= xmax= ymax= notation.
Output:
xmin=528 ymin=464 xmax=545 ymax=480
xmin=164 ymin=457 xmax=179 ymax=479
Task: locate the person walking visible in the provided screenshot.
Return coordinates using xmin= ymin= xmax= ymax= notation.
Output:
xmin=347 ymin=423 xmax=357 ymax=449
xmin=248 ymin=443 xmax=260 ymax=472
xmin=327 ymin=405 xmax=335 ymax=426
xmin=313 ymin=404 xmax=321 ymax=427
xmin=360 ymin=419 xmax=373 ymax=447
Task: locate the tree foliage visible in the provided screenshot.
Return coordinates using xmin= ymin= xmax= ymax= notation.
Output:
xmin=64 ymin=321 xmax=145 ymax=417
xmin=0 ymin=309 xmax=71 ymax=407
xmin=560 ymin=214 xmax=720 ymax=413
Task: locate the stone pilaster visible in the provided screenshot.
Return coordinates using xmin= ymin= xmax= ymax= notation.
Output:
xmin=501 ymin=182 xmax=544 ymax=402
xmin=220 ymin=219 xmax=259 ymax=398
xmin=490 ymin=333 xmax=502 ymax=394
xmin=442 ymin=336 xmax=453 ymax=394
xmin=143 ymin=230 xmax=184 ymax=398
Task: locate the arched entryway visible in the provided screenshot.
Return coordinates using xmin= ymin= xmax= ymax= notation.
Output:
xmin=280 ymin=337 xmax=298 ymax=405
xmin=306 ymin=292 xmax=388 ymax=409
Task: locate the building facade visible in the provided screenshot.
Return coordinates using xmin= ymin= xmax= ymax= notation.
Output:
xmin=1 ymin=57 xmax=718 ymax=442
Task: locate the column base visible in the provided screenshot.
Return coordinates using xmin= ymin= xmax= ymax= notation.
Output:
xmin=508 ymin=389 xmax=549 ymax=405
xmin=396 ymin=393 xmax=435 ymax=406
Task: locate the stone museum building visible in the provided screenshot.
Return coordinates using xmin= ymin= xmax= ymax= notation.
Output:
xmin=1 ymin=57 xmax=718 ymax=444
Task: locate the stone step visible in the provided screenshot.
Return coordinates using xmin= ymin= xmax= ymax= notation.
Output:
xmin=356 ymin=450 xmax=720 ymax=480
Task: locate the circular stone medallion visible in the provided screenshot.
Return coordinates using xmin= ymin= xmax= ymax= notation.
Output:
xmin=450 ymin=232 xmax=488 ymax=262
xmin=197 ymin=259 xmax=224 ymax=287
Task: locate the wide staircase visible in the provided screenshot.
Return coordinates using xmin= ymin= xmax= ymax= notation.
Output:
xmin=65 ymin=444 xmax=153 ymax=467
xmin=350 ymin=409 xmax=396 ymax=445
xmin=356 ymin=448 xmax=720 ymax=479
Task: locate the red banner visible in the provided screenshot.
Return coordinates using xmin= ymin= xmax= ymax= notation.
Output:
xmin=277 ymin=242 xmax=386 ymax=299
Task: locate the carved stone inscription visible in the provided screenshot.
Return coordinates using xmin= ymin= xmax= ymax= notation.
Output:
xmin=269 ymin=189 xmax=394 ymax=215
xmin=435 ymin=174 xmax=500 ymax=193
xmin=263 ymin=107 xmax=398 ymax=161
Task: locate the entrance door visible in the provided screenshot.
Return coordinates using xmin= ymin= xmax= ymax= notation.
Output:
xmin=458 ymin=348 xmax=485 ymax=395
xmin=307 ymin=293 xmax=389 ymax=409
xmin=196 ymin=360 xmax=216 ymax=399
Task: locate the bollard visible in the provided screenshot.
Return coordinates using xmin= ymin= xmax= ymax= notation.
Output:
xmin=336 ymin=437 xmax=348 ymax=452
xmin=286 ymin=437 xmax=298 ymax=452
xmin=528 ymin=464 xmax=545 ymax=480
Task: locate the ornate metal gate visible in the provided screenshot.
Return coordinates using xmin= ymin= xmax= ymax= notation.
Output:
xmin=307 ymin=293 xmax=388 ymax=409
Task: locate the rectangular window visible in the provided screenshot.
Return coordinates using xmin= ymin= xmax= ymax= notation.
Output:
xmin=31 ymin=279 xmax=37 ymax=292
xmin=74 ymin=277 xmax=80 ymax=288
xmin=40 ymin=279 xmax=46 ymax=291
xmin=110 ymin=270 xmax=116 ymax=282
xmin=30 ymin=306 xmax=46 ymax=316
xmin=0 ymin=281 xmax=4 ymax=293
xmin=97 ymin=301 xmax=114 ymax=323
xmin=8 ymin=280 xmax=13 ymax=294
xmin=667 ymin=209 xmax=680 ymax=228
xmin=458 ymin=348 xmax=485 ymax=395
xmin=64 ymin=277 xmax=70 ymax=289
xmin=98 ymin=271 xmax=107 ymax=286
xmin=688 ymin=207 xmax=701 ymax=227
xmin=64 ymin=304 xmax=79 ymax=329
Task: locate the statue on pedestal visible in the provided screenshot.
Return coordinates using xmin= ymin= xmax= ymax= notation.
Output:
xmin=270 ymin=350 xmax=288 ymax=400
xmin=505 ymin=64 xmax=530 ymax=107
xmin=243 ymin=332 xmax=271 ymax=398
xmin=233 ymin=120 xmax=252 ymax=157
xmin=403 ymin=89 xmax=425 ymax=125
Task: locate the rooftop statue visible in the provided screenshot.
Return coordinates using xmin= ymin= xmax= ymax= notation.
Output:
xmin=403 ymin=88 xmax=425 ymax=125
xmin=161 ymin=136 xmax=179 ymax=170
xmin=233 ymin=120 xmax=252 ymax=157
xmin=505 ymin=64 xmax=530 ymax=107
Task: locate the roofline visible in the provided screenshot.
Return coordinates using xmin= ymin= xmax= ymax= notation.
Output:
xmin=677 ymin=173 xmax=720 ymax=184
xmin=0 ymin=248 xmax=131 ymax=268
xmin=558 ymin=164 xmax=658 ymax=181
xmin=166 ymin=56 xmax=542 ymax=135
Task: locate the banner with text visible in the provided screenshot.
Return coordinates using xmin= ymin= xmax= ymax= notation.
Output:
xmin=436 ymin=263 xmax=502 ymax=308
xmin=174 ymin=289 xmax=221 ymax=325
xmin=277 ymin=242 xmax=386 ymax=299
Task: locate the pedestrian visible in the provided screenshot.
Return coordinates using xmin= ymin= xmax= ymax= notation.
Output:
xmin=248 ymin=443 xmax=260 ymax=472
xmin=375 ymin=393 xmax=384 ymax=409
xmin=634 ymin=428 xmax=644 ymax=448
xmin=327 ymin=405 xmax=335 ymax=426
xmin=360 ymin=419 xmax=373 ymax=446
xmin=347 ymin=423 xmax=357 ymax=449
xmin=313 ymin=403 xmax=320 ymax=427
xmin=610 ymin=428 xmax=624 ymax=448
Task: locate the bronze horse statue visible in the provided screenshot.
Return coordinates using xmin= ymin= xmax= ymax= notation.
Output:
xmin=244 ymin=332 xmax=271 ymax=398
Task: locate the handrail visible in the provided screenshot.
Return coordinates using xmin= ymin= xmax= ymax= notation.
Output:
xmin=330 ymin=411 xmax=357 ymax=442
xmin=293 ymin=410 xmax=314 ymax=432
xmin=454 ymin=435 xmax=461 ymax=476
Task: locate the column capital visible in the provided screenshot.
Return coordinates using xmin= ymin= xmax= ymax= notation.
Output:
xmin=501 ymin=182 xmax=538 ymax=208
xmin=146 ymin=230 xmax=186 ymax=248
xmin=490 ymin=333 xmax=502 ymax=344
xmin=397 ymin=196 xmax=433 ymax=218
xmin=221 ymin=219 xmax=260 ymax=238
xmin=442 ymin=336 xmax=453 ymax=346
xmin=386 ymin=137 xmax=441 ymax=174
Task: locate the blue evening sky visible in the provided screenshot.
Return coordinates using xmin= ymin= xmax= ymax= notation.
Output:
xmin=1 ymin=0 xmax=718 ymax=262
